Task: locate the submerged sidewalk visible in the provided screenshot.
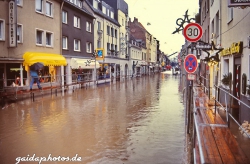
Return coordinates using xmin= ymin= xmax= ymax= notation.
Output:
xmin=192 ymin=85 xmax=250 ymax=164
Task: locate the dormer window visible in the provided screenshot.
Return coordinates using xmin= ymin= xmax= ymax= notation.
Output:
xmin=110 ymin=11 xmax=114 ymax=19
xmin=102 ymin=6 xmax=106 ymax=14
xmin=107 ymin=9 xmax=109 ymax=17
xmin=93 ymin=0 xmax=98 ymax=9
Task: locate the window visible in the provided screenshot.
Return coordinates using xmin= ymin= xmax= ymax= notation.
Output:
xmin=110 ymin=11 xmax=114 ymax=19
xmin=227 ymin=7 xmax=233 ymax=23
xmin=62 ymin=36 xmax=68 ymax=50
xmin=17 ymin=24 xmax=23 ymax=43
xmin=46 ymin=31 xmax=53 ymax=46
xmin=62 ymin=11 xmax=67 ymax=24
xmin=73 ymin=0 xmax=82 ymax=7
xmin=46 ymin=1 xmax=53 ymax=17
xmin=36 ymin=0 xmax=43 ymax=13
xmin=93 ymin=0 xmax=98 ymax=9
xmin=111 ymin=44 xmax=114 ymax=50
xmin=111 ymin=27 xmax=114 ymax=37
xmin=16 ymin=0 xmax=23 ymax=6
xmin=97 ymin=40 xmax=101 ymax=48
xmin=74 ymin=39 xmax=80 ymax=51
xmin=97 ymin=21 xmax=101 ymax=30
xmin=74 ymin=16 xmax=80 ymax=28
xmin=115 ymin=29 xmax=117 ymax=38
xmin=107 ymin=43 xmax=110 ymax=51
xmin=0 ymin=19 xmax=5 ymax=41
xmin=86 ymin=22 xmax=91 ymax=32
xmin=107 ymin=25 xmax=110 ymax=35
xmin=78 ymin=1 xmax=82 ymax=8
xmin=115 ymin=45 xmax=117 ymax=52
xmin=102 ymin=6 xmax=106 ymax=14
xmin=36 ymin=29 xmax=43 ymax=45
xmin=107 ymin=9 xmax=109 ymax=16
xmin=86 ymin=42 xmax=92 ymax=53
xmin=122 ymin=19 xmax=124 ymax=26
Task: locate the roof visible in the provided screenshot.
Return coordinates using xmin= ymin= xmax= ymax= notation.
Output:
xmin=85 ymin=0 xmax=120 ymax=27
xmin=64 ymin=0 xmax=95 ymax=19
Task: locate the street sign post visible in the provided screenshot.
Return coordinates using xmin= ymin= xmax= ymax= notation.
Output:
xmin=184 ymin=54 xmax=198 ymax=74
xmin=183 ymin=23 xmax=203 ymax=42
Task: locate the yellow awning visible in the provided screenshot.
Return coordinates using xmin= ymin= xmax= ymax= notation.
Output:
xmin=23 ymin=52 xmax=67 ymax=66
xmin=70 ymin=58 xmax=100 ymax=69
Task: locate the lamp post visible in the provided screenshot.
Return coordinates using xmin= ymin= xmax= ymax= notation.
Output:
xmin=92 ymin=50 xmax=97 ymax=85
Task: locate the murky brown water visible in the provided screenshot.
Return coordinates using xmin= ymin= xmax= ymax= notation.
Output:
xmin=0 ymin=72 xmax=187 ymax=164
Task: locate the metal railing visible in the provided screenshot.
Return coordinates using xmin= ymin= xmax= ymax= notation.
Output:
xmin=0 ymin=68 xmax=161 ymax=102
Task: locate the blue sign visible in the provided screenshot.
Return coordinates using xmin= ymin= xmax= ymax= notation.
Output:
xmin=184 ymin=54 xmax=198 ymax=73
xmin=97 ymin=50 xmax=103 ymax=57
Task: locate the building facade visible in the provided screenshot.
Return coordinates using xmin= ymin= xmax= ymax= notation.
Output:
xmin=220 ymin=1 xmax=250 ymax=123
xmin=0 ymin=0 xmax=66 ymax=89
xmin=62 ymin=0 xmax=96 ymax=86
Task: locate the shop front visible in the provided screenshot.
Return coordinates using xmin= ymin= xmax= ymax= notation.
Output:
xmin=23 ymin=52 xmax=67 ymax=88
xmin=220 ymin=41 xmax=248 ymax=122
xmin=69 ymin=58 xmax=100 ymax=83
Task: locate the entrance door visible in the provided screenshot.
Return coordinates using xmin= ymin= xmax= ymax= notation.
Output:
xmin=233 ymin=58 xmax=241 ymax=120
xmin=0 ymin=67 xmax=4 ymax=89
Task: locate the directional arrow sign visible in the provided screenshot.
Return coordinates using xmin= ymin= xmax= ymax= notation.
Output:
xmin=184 ymin=54 xmax=198 ymax=74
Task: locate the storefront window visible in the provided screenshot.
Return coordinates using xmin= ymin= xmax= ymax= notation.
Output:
xmin=98 ymin=64 xmax=110 ymax=79
xmin=72 ymin=67 xmax=92 ymax=82
xmin=37 ymin=66 xmax=56 ymax=83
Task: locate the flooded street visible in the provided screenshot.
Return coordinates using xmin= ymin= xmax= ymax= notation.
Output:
xmin=0 ymin=71 xmax=187 ymax=164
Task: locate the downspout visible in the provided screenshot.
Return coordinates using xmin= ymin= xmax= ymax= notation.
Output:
xmin=60 ymin=1 xmax=65 ymax=87
xmin=218 ymin=0 xmax=222 ymax=86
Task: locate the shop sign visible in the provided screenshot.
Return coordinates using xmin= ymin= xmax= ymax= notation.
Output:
xmin=195 ymin=43 xmax=212 ymax=50
xmin=228 ymin=0 xmax=250 ymax=7
xmin=9 ymin=0 xmax=17 ymax=47
xmin=220 ymin=41 xmax=243 ymax=56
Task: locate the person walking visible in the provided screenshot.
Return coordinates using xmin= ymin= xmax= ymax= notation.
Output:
xmin=30 ymin=69 xmax=42 ymax=91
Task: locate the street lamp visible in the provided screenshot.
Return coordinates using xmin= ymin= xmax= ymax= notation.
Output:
xmin=92 ymin=50 xmax=97 ymax=85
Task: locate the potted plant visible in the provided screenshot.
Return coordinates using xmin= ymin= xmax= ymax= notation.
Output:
xmin=221 ymin=73 xmax=232 ymax=86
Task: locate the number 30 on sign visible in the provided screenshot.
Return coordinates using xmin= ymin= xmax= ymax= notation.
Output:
xmin=183 ymin=23 xmax=203 ymax=42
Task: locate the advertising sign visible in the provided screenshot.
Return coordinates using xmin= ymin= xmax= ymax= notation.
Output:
xmin=9 ymin=0 xmax=17 ymax=47
xmin=228 ymin=0 xmax=250 ymax=7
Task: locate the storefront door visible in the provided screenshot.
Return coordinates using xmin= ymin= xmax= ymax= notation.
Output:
xmin=233 ymin=57 xmax=241 ymax=120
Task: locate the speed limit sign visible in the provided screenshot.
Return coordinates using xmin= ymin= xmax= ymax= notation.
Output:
xmin=183 ymin=23 xmax=203 ymax=42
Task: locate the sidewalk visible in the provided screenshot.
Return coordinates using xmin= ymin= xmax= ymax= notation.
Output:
xmin=192 ymin=85 xmax=250 ymax=164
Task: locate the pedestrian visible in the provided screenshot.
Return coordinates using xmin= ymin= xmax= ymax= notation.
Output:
xmin=111 ymin=66 xmax=114 ymax=77
xmin=30 ymin=69 xmax=42 ymax=91
xmin=78 ymin=66 xmax=82 ymax=82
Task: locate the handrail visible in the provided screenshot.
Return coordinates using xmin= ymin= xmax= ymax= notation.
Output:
xmin=213 ymin=84 xmax=250 ymax=138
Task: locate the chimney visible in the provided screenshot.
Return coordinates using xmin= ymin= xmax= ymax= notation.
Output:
xmin=134 ymin=17 xmax=138 ymax=23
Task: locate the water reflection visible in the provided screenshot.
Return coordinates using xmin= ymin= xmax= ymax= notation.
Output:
xmin=0 ymin=72 xmax=186 ymax=164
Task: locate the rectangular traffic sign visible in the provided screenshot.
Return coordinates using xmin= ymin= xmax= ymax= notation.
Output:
xmin=187 ymin=73 xmax=196 ymax=80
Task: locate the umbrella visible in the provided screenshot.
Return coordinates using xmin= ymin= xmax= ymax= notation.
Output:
xmin=30 ymin=62 xmax=44 ymax=71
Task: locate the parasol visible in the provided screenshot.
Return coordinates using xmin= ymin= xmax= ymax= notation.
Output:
xmin=30 ymin=62 xmax=44 ymax=71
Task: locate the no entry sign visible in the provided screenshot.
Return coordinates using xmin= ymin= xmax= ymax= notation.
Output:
xmin=183 ymin=23 xmax=203 ymax=42
xmin=184 ymin=54 xmax=198 ymax=74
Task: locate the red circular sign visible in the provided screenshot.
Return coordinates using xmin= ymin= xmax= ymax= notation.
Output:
xmin=183 ymin=23 xmax=203 ymax=42
xmin=184 ymin=54 xmax=198 ymax=73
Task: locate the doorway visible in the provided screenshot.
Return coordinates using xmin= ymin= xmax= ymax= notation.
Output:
xmin=233 ymin=57 xmax=241 ymax=120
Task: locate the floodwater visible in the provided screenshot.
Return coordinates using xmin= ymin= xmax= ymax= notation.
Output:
xmin=0 ymin=71 xmax=187 ymax=164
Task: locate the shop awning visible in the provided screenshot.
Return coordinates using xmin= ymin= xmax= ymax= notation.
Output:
xmin=70 ymin=58 xmax=100 ymax=69
xmin=23 ymin=52 xmax=67 ymax=66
